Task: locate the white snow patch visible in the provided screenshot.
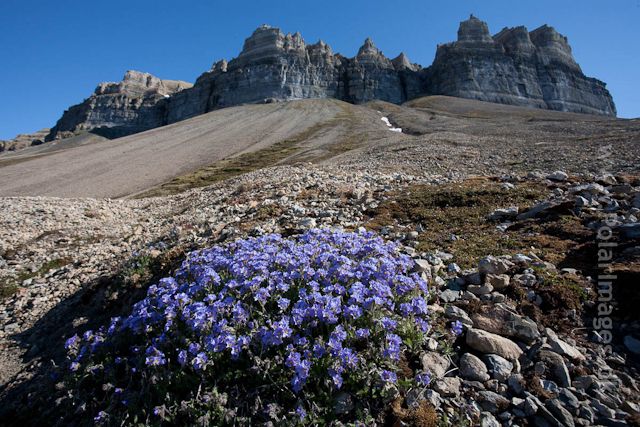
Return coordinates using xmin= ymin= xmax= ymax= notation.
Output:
xmin=381 ymin=117 xmax=402 ymax=133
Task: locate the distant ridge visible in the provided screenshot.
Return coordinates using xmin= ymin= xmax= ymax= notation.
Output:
xmin=45 ymin=15 xmax=615 ymax=142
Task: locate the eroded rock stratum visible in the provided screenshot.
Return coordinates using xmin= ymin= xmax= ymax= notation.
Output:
xmin=46 ymin=15 xmax=616 ymax=141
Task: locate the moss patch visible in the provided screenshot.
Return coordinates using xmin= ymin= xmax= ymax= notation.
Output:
xmin=364 ymin=179 xmax=546 ymax=268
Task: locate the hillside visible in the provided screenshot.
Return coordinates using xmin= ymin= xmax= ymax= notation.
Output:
xmin=0 ymin=95 xmax=637 ymax=200
xmin=1 ymin=95 xmax=639 ymax=426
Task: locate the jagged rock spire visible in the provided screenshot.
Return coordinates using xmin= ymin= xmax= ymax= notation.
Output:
xmin=458 ymin=14 xmax=493 ymax=43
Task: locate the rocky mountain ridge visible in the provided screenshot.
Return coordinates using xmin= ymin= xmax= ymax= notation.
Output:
xmin=44 ymin=15 xmax=616 ymax=142
xmin=0 ymin=129 xmax=49 ymax=153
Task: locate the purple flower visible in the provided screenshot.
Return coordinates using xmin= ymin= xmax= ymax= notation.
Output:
xmin=355 ymin=328 xmax=370 ymax=338
xmin=296 ymin=406 xmax=306 ymax=421
xmin=188 ymin=342 xmax=201 ymax=354
xmin=340 ymin=347 xmax=359 ymax=369
xmin=379 ymin=317 xmax=398 ymax=330
xmin=192 ymin=352 xmax=208 ymax=370
xmin=94 ymin=411 xmax=108 ymax=421
xmin=70 ymin=362 xmax=80 ymax=371
xmin=328 ymin=367 xmax=343 ymax=389
xmin=450 ymin=320 xmax=464 ymax=336
xmin=415 ymin=373 xmax=431 ymax=386
xmin=64 ymin=334 xmax=78 ymax=349
xmin=381 ymin=369 xmax=397 ymax=383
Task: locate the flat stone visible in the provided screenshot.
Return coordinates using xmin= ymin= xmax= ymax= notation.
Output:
xmin=466 ymin=329 xmax=523 ymax=361
xmin=548 ymin=336 xmax=585 ymax=362
xmin=471 ymin=303 xmax=541 ymax=344
xmin=467 ymin=283 xmax=494 ymax=296
xmin=547 ymin=171 xmax=568 ymax=181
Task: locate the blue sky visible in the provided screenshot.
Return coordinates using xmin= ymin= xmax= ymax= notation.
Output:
xmin=1 ymin=0 xmax=638 ymax=140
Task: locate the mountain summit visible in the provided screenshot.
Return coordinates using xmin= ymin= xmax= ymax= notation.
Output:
xmin=46 ymin=16 xmax=615 ymax=141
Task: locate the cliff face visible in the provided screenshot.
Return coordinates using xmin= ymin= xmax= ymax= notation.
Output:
xmin=166 ymin=25 xmax=416 ymax=124
xmin=423 ymin=15 xmax=616 ymax=116
xmin=46 ymin=17 xmax=616 ymax=142
xmin=46 ymin=71 xmax=192 ymax=140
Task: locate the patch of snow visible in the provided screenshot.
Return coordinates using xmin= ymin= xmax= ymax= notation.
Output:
xmin=381 ymin=117 xmax=402 ymax=133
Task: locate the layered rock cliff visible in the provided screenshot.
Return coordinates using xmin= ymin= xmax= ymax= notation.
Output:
xmin=46 ymin=71 xmax=192 ymax=140
xmin=46 ymin=17 xmax=616 ymax=142
xmin=166 ymin=25 xmax=416 ymax=123
xmin=423 ymin=15 xmax=616 ymax=116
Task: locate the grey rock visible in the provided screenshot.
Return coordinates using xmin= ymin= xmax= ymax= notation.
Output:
xmin=460 ymin=268 xmax=483 ymax=285
xmin=525 ymin=396 xmax=540 ymax=416
xmin=483 ymin=354 xmax=514 ymax=382
xmin=297 ymin=218 xmax=317 ymax=230
xmin=545 ymin=399 xmax=575 ymax=427
xmin=478 ymin=255 xmax=514 ymax=275
xmin=413 ymin=258 xmax=431 ymax=273
xmin=467 ymin=283 xmax=494 ymax=296
xmin=445 ymin=305 xmax=474 ymax=327
xmin=420 ymin=351 xmax=451 ymax=379
xmin=538 ymin=350 xmax=571 ymax=388
xmin=480 ymin=412 xmax=501 ymax=427
xmin=508 ymin=374 xmax=526 ymax=396
xmin=471 ymin=303 xmax=541 ymax=344
xmin=548 ymin=335 xmax=585 ymax=362
xmin=440 ymin=289 xmax=460 ymax=302
xmin=467 ymin=329 xmax=523 ymax=361
xmin=490 ymin=206 xmax=519 ymax=220
xmin=557 ymin=389 xmax=580 ymax=414
xmin=460 ymin=353 xmax=490 ymax=382
xmin=423 ymin=17 xmax=615 ymax=116
xmin=486 ymin=274 xmax=510 ymax=291
xmin=433 ymin=377 xmax=462 ymax=397
xmin=547 ymin=171 xmax=569 ymax=182
xmin=46 ymin=18 xmax=616 ymax=144
xmin=590 ymin=398 xmax=615 ymax=418
xmin=477 ymin=390 xmax=510 ymax=414
xmin=47 ymin=70 xmax=192 ymax=141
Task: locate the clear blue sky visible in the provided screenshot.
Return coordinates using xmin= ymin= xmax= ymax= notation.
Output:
xmin=1 ymin=0 xmax=638 ymax=140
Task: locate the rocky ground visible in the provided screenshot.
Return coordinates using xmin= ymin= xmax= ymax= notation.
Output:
xmin=1 ymin=97 xmax=640 ymax=426
xmin=1 ymin=160 xmax=639 ymax=426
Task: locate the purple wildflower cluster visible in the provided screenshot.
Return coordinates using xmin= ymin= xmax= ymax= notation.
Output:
xmin=65 ymin=229 xmax=433 ymax=421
